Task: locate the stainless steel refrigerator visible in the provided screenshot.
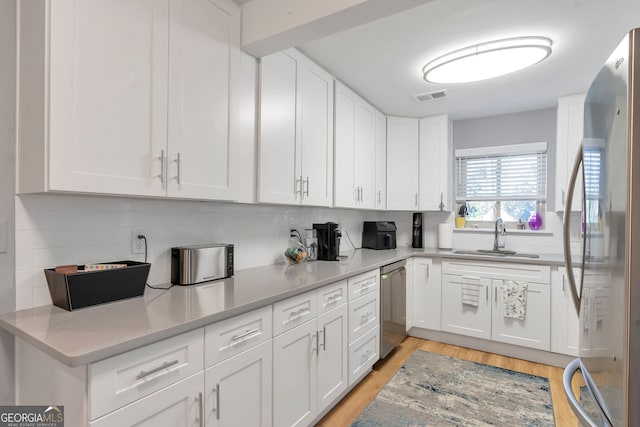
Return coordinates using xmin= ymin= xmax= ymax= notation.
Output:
xmin=562 ymin=28 xmax=640 ymax=426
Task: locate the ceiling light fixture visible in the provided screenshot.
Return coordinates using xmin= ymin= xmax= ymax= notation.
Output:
xmin=422 ymin=36 xmax=552 ymax=84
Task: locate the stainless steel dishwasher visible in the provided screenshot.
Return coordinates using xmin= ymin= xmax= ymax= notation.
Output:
xmin=380 ymin=259 xmax=407 ymax=359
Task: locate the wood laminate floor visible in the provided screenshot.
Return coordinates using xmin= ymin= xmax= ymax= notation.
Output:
xmin=316 ymin=337 xmax=580 ymax=426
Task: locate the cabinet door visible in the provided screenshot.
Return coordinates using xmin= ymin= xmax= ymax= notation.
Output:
xmin=419 ymin=114 xmax=450 ymax=211
xmin=167 ymin=0 xmax=240 ymax=200
xmin=551 ymin=267 xmax=580 ymax=356
xmin=386 ymin=116 xmax=419 ymax=210
xmin=491 ymin=280 xmax=551 ymax=351
xmin=48 ymin=0 xmax=168 ymax=196
xmin=334 ymin=83 xmax=357 ymax=208
xmin=354 ymin=101 xmax=376 ymax=209
xmin=317 ymin=304 xmax=348 ymax=414
xmin=374 ymin=111 xmax=387 ymax=210
xmin=204 ymin=340 xmax=272 ymax=427
xmin=298 ymin=54 xmax=334 ymax=207
xmin=273 ymin=320 xmax=318 ymax=427
xmin=555 ymin=93 xmax=585 ymax=211
xmin=89 ymin=372 xmax=203 ymax=427
xmin=405 ymin=258 xmax=414 ymax=331
xmin=412 ymin=258 xmax=442 ymax=331
xmin=258 ymin=50 xmax=299 ymax=205
xmin=441 ymin=274 xmax=491 ymax=340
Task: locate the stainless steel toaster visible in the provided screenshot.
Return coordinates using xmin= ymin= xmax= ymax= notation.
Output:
xmin=171 ymin=244 xmax=234 ymax=285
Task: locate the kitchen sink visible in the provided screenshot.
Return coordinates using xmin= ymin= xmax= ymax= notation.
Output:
xmin=453 ymin=249 xmax=540 ymax=258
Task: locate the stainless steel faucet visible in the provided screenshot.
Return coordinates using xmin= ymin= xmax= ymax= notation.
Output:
xmin=494 ymin=217 xmax=506 ymax=251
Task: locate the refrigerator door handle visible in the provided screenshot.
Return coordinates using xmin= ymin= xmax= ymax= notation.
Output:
xmin=562 ymin=359 xmax=604 ymax=427
xmin=562 ymin=143 xmax=584 ymax=314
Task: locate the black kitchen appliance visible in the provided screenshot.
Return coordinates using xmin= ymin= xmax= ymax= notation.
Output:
xmin=313 ymin=222 xmax=341 ymax=261
xmin=412 ymin=212 xmax=423 ymax=248
xmin=362 ymin=221 xmax=397 ymax=250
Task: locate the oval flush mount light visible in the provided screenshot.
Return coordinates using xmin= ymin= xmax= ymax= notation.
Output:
xmin=423 ymin=36 xmax=552 ymax=84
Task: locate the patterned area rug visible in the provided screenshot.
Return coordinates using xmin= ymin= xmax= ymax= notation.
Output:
xmin=352 ymin=349 xmax=555 ymax=426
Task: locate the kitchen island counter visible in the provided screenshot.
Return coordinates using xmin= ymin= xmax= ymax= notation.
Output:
xmin=0 ymin=247 xmax=566 ymax=366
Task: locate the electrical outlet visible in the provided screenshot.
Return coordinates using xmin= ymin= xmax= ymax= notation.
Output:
xmin=131 ymin=230 xmax=146 ymax=254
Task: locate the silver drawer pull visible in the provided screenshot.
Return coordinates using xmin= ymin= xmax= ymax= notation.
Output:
xmin=231 ymin=328 xmax=260 ymax=342
xmin=285 ymin=308 xmax=311 ymax=324
xmin=360 ymin=282 xmax=375 ymax=291
xmin=362 ymin=349 xmax=373 ymax=362
xmin=136 ymin=359 xmax=180 ymax=380
xmin=361 ymin=311 xmax=373 ymax=323
xmin=324 ymin=294 xmax=342 ymax=306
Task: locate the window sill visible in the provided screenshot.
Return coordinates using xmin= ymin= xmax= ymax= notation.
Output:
xmin=452 ymin=227 xmax=553 ymax=236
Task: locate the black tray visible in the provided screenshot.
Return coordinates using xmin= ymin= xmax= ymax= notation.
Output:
xmin=44 ymin=261 xmax=150 ymax=311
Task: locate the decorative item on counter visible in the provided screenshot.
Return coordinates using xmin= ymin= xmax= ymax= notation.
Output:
xmin=284 ymin=229 xmax=307 ymax=264
xmin=528 ymin=212 xmax=543 ymax=230
xmin=304 ymin=228 xmax=318 ymax=261
xmin=455 ymin=203 xmax=468 ymax=228
xmin=517 ymin=219 xmax=527 ymax=230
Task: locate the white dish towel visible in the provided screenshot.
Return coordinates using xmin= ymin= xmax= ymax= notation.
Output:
xmin=503 ymin=280 xmax=528 ymax=320
xmin=461 ymin=283 xmax=480 ymax=307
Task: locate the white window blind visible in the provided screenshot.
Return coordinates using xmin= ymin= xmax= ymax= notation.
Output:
xmin=455 ymin=142 xmax=547 ymax=202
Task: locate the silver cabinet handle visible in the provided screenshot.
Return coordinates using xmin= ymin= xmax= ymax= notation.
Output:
xmin=284 ymin=308 xmax=311 ymax=324
xmin=426 ymin=264 xmax=430 ymax=280
xmin=312 ymin=330 xmax=319 ymax=356
xmin=136 ymin=359 xmax=179 ymax=380
xmin=159 ymin=150 xmax=166 ymax=185
xmin=212 ymin=383 xmax=220 ymax=420
xmin=377 ymin=190 xmax=381 ymax=205
xmin=495 ymin=287 xmax=497 ymax=303
xmin=355 ymin=187 xmax=359 ymax=202
xmin=562 ymin=189 xmax=566 ymax=206
xmin=323 ymin=294 xmax=342 ymax=306
xmin=485 ymin=285 xmax=488 ymax=301
xmin=415 ymin=193 xmax=418 ymax=207
xmin=231 ymin=328 xmax=261 ymax=342
xmin=198 ymin=392 xmax=204 ymax=427
xmin=439 ymin=192 xmax=444 ymax=211
xmin=304 ymin=176 xmax=310 ymax=196
xmin=321 ymin=326 xmax=326 ymax=351
xmin=295 ymin=177 xmax=302 ymax=198
xmin=176 ymin=152 xmax=181 ymax=185
xmin=563 ymin=142 xmax=586 ymax=314
xmin=562 ymin=275 xmax=565 ymax=292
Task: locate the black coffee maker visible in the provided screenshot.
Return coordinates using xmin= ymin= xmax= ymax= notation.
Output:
xmin=313 ymin=222 xmax=341 ymax=261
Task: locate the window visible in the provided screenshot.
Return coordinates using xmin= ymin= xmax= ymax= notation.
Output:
xmin=455 ymin=142 xmax=547 ymax=227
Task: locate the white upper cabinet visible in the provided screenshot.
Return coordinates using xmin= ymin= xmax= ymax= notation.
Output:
xmin=386 ymin=117 xmax=419 ymax=211
xmin=419 ymin=114 xmax=451 ymax=211
xmin=17 ymin=0 xmax=241 ymax=201
xmin=374 ymin=111 xmax=387 ymax=210
xmin=334 ymin=82 xmax=376 ymax=209
xmin=167 ymin=0 xmax=240 ymax=200
xmin=555 ymin=93 xmax=586 ymax=212
xmin=258 ymin=49 xmax=334 ymax=207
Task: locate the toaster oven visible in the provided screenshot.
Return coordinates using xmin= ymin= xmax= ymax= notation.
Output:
xmin=171 ymin=244 xmax=234 ymax=285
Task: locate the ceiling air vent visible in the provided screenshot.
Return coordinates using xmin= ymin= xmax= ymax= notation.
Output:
xmin=414 ymin=89 xmax=448 ymax=103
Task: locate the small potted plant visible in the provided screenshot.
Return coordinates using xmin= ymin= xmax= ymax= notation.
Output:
xmin=456 ymin=203 xmax=468 ymax=228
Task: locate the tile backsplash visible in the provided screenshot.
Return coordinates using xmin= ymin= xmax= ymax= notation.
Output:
xmin=14 ymin=194 xmax=578 ymax=310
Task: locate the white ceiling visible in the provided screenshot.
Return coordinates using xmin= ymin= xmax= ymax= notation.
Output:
xmin=298 ymin=0 xmax=640 ymax=120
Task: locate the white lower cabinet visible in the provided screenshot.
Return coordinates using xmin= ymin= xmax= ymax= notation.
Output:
xmin=551 ymin=267 xmax=580 ymax=356
xmin=204 ymin=340 xmax=272 ymax=427
xmin=441 ymin=261 xmax=551 ymax=350
xmin=272 ymin=283 xmax=349 ymax=427
xmin=90 ymin=372 xmax=204 ymax=427
xmin=411 ymin=257 xmax=441 ymax=331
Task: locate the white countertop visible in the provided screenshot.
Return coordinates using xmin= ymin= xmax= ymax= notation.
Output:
xmin=0 ymin=248 xmax=566 ymax=367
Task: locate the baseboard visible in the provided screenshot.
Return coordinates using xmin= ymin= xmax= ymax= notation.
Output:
xmin=408 ymin=327 xmax=575 ymax=367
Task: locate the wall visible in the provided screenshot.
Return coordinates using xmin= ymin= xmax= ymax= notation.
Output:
xmin=0 ymin=0 xmax=16 ymax=405
xmin=15 ymin=194 xmax=416 ymax=310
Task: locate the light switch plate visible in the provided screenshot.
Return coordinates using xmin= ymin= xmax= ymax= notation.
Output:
xmin=0 ymin=220 xmax=7 ymax=253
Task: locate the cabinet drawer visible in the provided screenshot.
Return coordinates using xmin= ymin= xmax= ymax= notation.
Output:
xmin=205 ymin=305 xmax=272 ymax=368
xmin=89 ymin=372 xmax=203 ymax=427
xmin=348 ymin=291 xmax=379 ymax=343
xmin=348 ymin=325 xmax=379 ymax=386
xmin=347 ymin=269 xmax=380 ymax=301
xmin=442 ymin=261 xmax=550 ymax=284
xmin=273 ymin=290 xmax=317 ymax=336
xmin=317 ymin=280 xmax=348 ymax=315
xmin=88 ymin=329 xmax=204 ymax=420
